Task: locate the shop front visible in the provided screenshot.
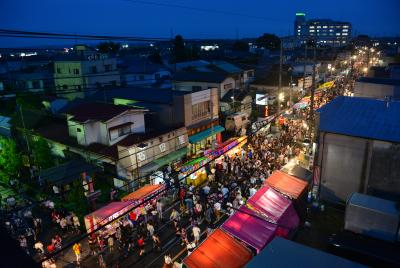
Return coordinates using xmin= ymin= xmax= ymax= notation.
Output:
xmin=204 ymin=136 xmax=247 ymax=169
xmin=179 ymin=157 xmax=208 ymax=186
xmin=188 ymin=124 xmax=224 ymax=157
xmin=84 ymin=201 xmax=134 ymax=236
xmin=121 ymin=184 xmax=165 ymax=221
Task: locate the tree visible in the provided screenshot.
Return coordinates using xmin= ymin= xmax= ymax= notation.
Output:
xmin=97 ymin=41 xmax=121 ymax=54
xmin=172 ymin=35 xmax=187 ymax=63
xmin=31 ymin=137 xmax=55 ymax=170
xmin=256 ymin=33 xmax=281 ymax=50
xmin=66 ymin=179 xmax=88 ymax=216
xmin=0 ymin=137 xmax=22 ymax=184
xmin=232 ymin=41 xmax=249 ymax=52
xmin=148 ymin=50 xmax=163 ymax=64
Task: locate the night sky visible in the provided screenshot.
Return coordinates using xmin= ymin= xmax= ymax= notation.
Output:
xmin=0 ymin=0 xmax=399 ymax=47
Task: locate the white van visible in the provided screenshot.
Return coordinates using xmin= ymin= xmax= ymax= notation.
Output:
xmin=225 ymin=112 xmax=250 ymax=132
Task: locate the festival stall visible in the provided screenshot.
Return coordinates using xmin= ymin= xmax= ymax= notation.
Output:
xmin=221 ymin=205 xmax=277 ymax=253
xmin=265 ymin=171 xmax=309 ymax=219
xmin=121 ymin=184 xmax=165 ymax=221
xmin=84 ymin=201 xmax=134 ymax=235
xmin=204 ymin=136 xmax=247 ymax=160
xmin=247 ymin=185 xmax=300 ymax=237
xmin=183 ymin=228 xmax=253 ymax=268
xmin=179 ymin=157 xmax=208 ymax=186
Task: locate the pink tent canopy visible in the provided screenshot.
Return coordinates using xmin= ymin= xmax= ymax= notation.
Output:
xmin=222 ymin=205 xmax=277 ymax=253
xmin=247 ymin=185 xmax=300 ymax=231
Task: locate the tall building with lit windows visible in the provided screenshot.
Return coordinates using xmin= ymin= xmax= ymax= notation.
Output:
xmin=294 ymin=13 xmax=351 ymax=46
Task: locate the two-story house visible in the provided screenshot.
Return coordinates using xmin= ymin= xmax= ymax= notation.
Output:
xmin=36 ymin=102 xmax=189 ymax=186
xmin=54 ymin=45 xmax=120 ymax=100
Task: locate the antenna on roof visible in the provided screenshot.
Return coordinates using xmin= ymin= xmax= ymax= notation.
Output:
xmin=385 ymin=95 xmax=392 ymax=108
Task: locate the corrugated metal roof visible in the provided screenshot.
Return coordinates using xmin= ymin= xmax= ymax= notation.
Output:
xmin=317 ymin=96 xmax=400 ymax=143
xmin=348 ymin=193 xmax=399 ymax=216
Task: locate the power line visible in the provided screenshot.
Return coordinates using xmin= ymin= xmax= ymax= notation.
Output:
xmin=123 ymin=0 xmax=289 ymax=22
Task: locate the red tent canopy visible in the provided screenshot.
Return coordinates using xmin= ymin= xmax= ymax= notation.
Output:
xmin=265 ymin=171 xmax=308 ymax=199
xmin=121 ymin=184 xmax=164 ymax=203
xmin=183 ymin=229 xmax=253 ymax=268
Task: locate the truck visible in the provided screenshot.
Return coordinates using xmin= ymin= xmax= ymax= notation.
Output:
xmin=344 ymin=192 xmax=400 ymax=242
xmin=225 ymin=112 xmax=250 ymax=133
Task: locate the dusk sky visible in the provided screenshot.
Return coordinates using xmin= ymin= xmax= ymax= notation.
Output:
xmin=1 ymin=0 xmax=399 ymax=47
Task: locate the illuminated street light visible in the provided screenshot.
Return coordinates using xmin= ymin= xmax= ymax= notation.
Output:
xmin=363 ymin=67 xmax=368 ymax=73
xmin=352 ymin=55 xmax=357 ymax=60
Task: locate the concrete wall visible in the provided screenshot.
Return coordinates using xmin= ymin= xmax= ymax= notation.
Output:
xmin=117 ymin=127 xmax=188 ymax=179
xmin=354 ymin=81 xmax=398 ymax=100
xmin=318 ymin=133 xmax=368 ymax=203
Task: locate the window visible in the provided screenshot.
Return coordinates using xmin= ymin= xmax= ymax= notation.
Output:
xmin=118 ymin=125 xmax=131 ymax=136
xmin=91 ymin=66 xmax=97 ymax=73
xmin=73 ymin=68 xmax=80 ymax=75
xmin=56 ymin=68 xmax=61 ymax=74
xmin=155 ymin=74 xmax=160 ymax=80
xmin=111 ymin=80 xmax=117 ymax=87
xmin=223 ymin=83 xmax=233 ymax=90
xmin=192 ymin=101 xmax=211 ymax=120
xmin=105 ymin=64 xmax=112 ymax=72
xmin=32 ymin=80 xmax=40 ymax=89
xmin=62 ymin=85 xmax=68 ymax=89
xmin=139 ymin=75 xmax=144 ymax=80
xmin=77 ymin=128 xmax=82 ymax=132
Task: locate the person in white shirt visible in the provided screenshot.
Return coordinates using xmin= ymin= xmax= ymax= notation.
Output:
xmin=34 ymin=241 xmax=44 ymax=254
xmin=192 ymin=225 xmax=201 ymax=245
xmin=249 ymin=186 xmax=257 ymax=197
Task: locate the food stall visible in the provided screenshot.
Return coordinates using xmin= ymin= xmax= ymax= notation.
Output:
xmin=84 ymin=201 xmax=134 ymax=235
xmin=121 ymin=184 xmax=165 ymax=220
xmin=183 ymin=228 xmax=253 ymax=268
xmin=265 ymin=170 xmax=309 ymax=219
xmin=247 ymin=185 xmax=300 ymax=238
xmin=179 ymin=157 xmax=208 ymax=186
xmin=221 ymin=205 xmax=277 ymax=253
xmin=205 ymin=136 xmax=247 ymax=165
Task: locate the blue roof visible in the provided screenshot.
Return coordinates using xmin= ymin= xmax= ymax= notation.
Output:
xmin=348 ymin=193 xmax=399 ymax=216
xmin=246 ymin=237 xmax=366 ymax=268
xmin=317 ymin=96 xmax=400 ymax=143
xmin=357 ymin=77 xmax=400 ymax=86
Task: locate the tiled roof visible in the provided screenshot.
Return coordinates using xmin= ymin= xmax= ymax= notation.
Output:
xmin=66 ymin=102 xmax=134 ymax=122
xmin=357 ymin=77 xmax=400 ymax=86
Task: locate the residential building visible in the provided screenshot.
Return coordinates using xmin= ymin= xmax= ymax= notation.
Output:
xmin=173 ymin=71 xmax=236 ymax=99
xmin=219 ymin=89 xmax=253 ymax=116
xmin=53 ymin=45 xmax=120 ymax=100
xmin=315 ymin=96 xmax=400 ymax=203
xmin=354 ymin=77 xmax=400 ymax=100
xmin=118 ymin=57 xmax=171 ymax=88
xmin=294 ymin=12 xmax=351 ymax=46
xmin=91 ymin=87 xmax=222 ymax=157
xmin=35 ymin=102 xmax=189 ymax=184
xmin=0 ymin=115 xmax=11 ymax=137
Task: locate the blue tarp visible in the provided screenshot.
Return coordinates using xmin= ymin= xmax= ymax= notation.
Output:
xmin=188 ymin=125 xmax=225 ymax=143
xmin=246 ymin=237 xmax=366 ymax=268
xmin=317 ymin=96 xmax=400 ymax=143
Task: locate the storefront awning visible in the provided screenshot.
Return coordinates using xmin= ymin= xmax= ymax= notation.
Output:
xmin=121 ymin=184 xmax=165 ymax=203
xmin=183 ymin=228 xmax=253 ymax=268
xmin=265 ymin=170 xmax=308 ymax=199
xmin=153 ymin=147 xmax=188 ymax=167
xmin=139 ymin=147 xmax=188 ymax=176
xmin=188 ymin=125 xmax=225 ymax=144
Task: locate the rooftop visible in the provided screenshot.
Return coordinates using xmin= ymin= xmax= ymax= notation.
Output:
xmin=173 ymin=71 xmax=229 ymax=83
xmin=357 ymin=77 xmax=400 ymax=86
xmin=66 ymin=102 xmax=140 ymax=123
xmin=317 ymin=96 xmax=400 ymax=143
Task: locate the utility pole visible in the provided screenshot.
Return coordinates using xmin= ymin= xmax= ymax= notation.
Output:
xmin=303 ymin=43 xmax=307 ymax=95
xmin=277 ymin=41 xmax=283 ymax=114
xmin=309 ymin=38 xmax=317 ymax=141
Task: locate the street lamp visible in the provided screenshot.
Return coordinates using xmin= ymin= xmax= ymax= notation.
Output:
xmin=231 ymin=96 xmax=234 ymax=111
xmin=279 ymin=92 xmax=284 ymax=102
xmin=363 ymin=67 xmax=368 ymax=73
